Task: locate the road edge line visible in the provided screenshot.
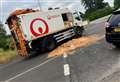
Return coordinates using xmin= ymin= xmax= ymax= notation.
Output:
xmin=4 ymin=57 xmax=57 ymax=82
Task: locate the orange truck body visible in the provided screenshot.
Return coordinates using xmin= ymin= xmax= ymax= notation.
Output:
xmin=6 ymin=9 xmax=39 ymax=57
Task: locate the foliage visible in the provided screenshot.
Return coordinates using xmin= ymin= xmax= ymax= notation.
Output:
xmin=0 ymin=21 xmax=15 ymax=50
xmin=81 ymin=0 xmax=108 ymax=14
xmin=81 ymin=0 xmax=113 ymax=21
xmin=0 ymin=21 xmax=7 ymax=49
xmin=0 ymin=49 xmax=16 ymax=63
xmin=84 ymin=6 xmax=113 ymax=21
xmin=114 ymin=0 xmax=120 ymax=10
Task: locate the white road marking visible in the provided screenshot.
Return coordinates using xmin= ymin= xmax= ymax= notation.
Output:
xmin=4 ymin=35 xmax=105 ymax=82
xmin=63 ymin=53 xmax=68 ymax=58
xmin=64 ymin=64 xmax=70 ymax=76
xmin=63 ymin=53 xmax=70 ymax=76
xmin=4 ymin=57 xmax=56 ymax=82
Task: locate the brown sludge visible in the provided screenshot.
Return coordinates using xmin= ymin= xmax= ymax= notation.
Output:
xmin=48 ymin=35 xmax=100 ymax=58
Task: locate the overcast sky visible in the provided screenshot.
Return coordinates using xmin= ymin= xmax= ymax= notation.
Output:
xmin=0 ymin=0 xmax=114 ymax=34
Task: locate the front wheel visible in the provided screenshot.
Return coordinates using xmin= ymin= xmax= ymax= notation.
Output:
xmin=74 ymin=26 xmax=84 ymax=38
xmin=113 ymin=43 xmax=120 ymax=48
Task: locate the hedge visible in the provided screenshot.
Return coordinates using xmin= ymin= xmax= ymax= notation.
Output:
xmin=85 ymin=6 xmax=113 ymax=21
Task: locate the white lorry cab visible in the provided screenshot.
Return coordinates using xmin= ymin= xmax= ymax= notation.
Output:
xmin=6 ymin=8 xmax=84 ymax=57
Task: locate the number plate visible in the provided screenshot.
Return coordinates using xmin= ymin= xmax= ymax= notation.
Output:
xmin=114 ymin=28 xmax=120 ymax=32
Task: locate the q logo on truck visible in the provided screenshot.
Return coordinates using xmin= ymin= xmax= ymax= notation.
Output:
xmin=30 ymin=18 xmax=49 ymax=37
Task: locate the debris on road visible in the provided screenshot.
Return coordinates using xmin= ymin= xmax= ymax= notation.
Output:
xmin=48 ymin=34 xmax=102 ymax=58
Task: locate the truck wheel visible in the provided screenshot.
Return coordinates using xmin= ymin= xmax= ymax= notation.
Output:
xmin=42 ymin=36 xmax=57 ymax=51
xmin=74 ymin=26 xmax=84 ymax=38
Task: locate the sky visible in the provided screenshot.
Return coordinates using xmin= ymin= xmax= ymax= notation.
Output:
xmin=0 ymin=0 xmax=114 ymax=34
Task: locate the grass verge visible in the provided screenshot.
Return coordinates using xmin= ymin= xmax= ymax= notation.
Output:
xmin=0 ymin=49 xmax=17 ymax=64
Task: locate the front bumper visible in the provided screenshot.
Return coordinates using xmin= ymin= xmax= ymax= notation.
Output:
xmin=106 ymin=32 xmax=120 ymax=43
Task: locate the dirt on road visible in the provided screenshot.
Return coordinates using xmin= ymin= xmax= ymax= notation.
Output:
xmin=48 ymin=34 xmax=104 ymax=58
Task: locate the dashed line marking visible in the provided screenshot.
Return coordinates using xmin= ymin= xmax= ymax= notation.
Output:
xmin=63 ymin=53 xmax=68 ymax=58
xmin=63 ymin=53 xmax=71 ymax=76
xmin=64 ymin=64 xmax=70 ymax=76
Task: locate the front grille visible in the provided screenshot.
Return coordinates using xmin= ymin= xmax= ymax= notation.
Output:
xmin=106 ymin=27 xmax=114 ymax=33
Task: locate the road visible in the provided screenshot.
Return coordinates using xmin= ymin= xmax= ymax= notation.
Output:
xmin=1 ymin=17 xmax=120 ymax=82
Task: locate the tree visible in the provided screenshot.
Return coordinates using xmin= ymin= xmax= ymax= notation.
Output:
xmin=81 ymin=0 xmax=108 ymax=13
xmin=0 ymin=21 xmax=7 ymax=49
xmin=0 ymin=21 xmax=15 ymax=50
xmin=0 ymin=21 xmax=6 ymax=34
xmin=114 ymin=0 xmax=120 ymax=10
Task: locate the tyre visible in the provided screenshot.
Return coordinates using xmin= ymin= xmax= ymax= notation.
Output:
xmin=74 ymin=26 xmax=84 ymax=38
xmin=113 ymin=43 xmax=120 ymax=48
xmin=42 ymin=36 xmax=57 ymax=51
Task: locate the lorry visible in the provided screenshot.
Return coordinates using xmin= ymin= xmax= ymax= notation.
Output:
xmin=6 ymin=8 xmax=85 ymax=57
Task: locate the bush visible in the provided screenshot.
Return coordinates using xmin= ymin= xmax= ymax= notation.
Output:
xmin=2 ymin=36 xmax=15 ymax=51
xmin=84 ymin=6 xmax=113 ymax=21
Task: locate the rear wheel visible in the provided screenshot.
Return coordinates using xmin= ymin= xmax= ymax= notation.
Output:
xmin=42 ymin=36 xmax=57 ymax=51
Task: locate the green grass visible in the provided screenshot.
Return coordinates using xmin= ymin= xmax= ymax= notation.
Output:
xmin=0 ymin=49 xmax=17 ymax=64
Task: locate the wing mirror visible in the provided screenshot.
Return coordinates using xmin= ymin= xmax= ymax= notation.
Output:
xmin=75 ymin=17 xmax=81 ymax=21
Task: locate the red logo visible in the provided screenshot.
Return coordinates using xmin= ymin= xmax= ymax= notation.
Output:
xmin=30 ymin=18 xmax=49 ymax=37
